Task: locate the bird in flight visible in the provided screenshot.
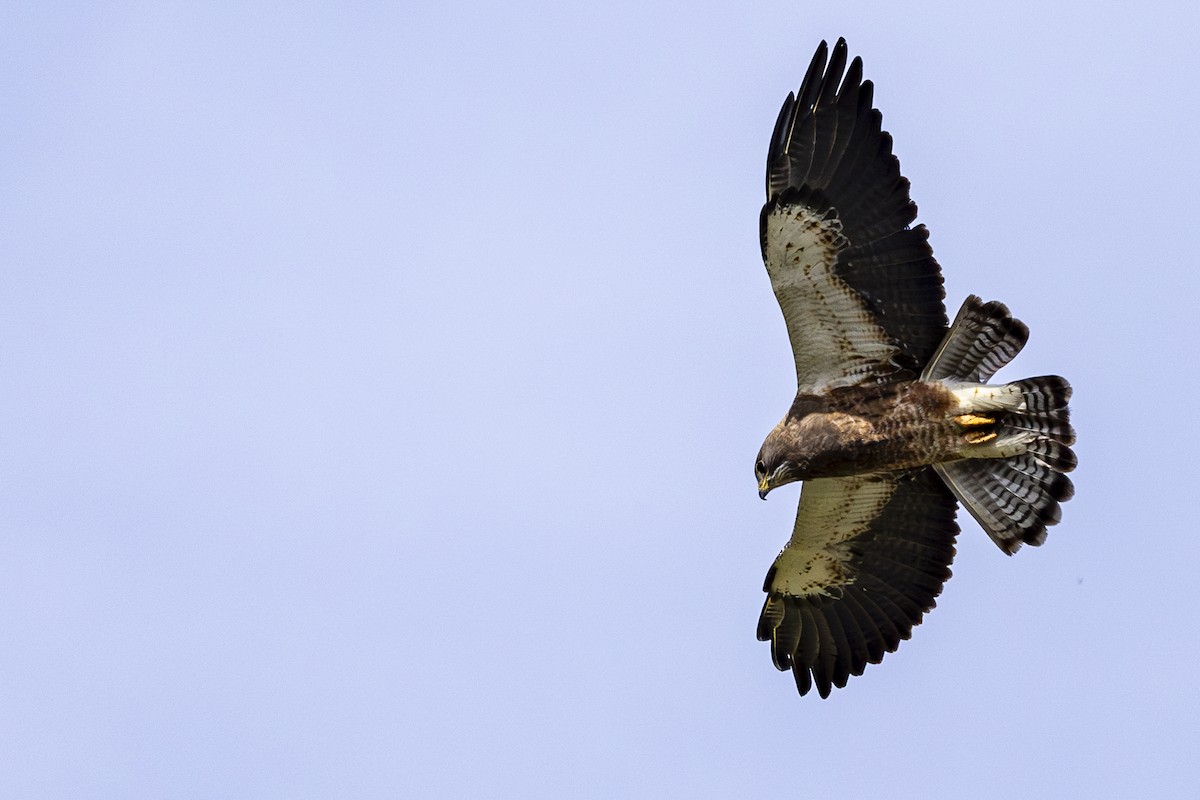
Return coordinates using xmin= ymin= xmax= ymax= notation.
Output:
xmin=754 ymin=39 xmax=1076 ymax=698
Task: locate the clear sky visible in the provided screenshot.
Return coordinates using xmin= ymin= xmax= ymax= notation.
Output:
xmin=4 ymin=1 xmax=1199 ymax=797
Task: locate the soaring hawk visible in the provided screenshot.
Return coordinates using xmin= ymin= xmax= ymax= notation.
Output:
xmin=753 ymin=39 xmax=1076 ymax=697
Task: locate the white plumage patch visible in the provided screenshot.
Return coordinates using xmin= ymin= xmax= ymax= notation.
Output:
xmin=940 ymin=380 xmax=1039 ymax=458
xmin=941 ymin=381 xmax=1027 ymax=412
xmin=762 ymin=203 xmax=902 ymax=393
xmin=768 ymin=475 xmax=896 ymax=597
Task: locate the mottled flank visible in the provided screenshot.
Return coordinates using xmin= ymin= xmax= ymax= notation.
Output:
xmin=751 ymin=38 xmax=1077 ymax=697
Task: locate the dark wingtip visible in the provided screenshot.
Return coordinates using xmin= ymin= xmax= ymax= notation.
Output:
xmin=798 ymin=40 xmax=830 ymax=110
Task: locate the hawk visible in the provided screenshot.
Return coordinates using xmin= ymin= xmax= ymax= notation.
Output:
xmin=753 ymin=39 xmax=1076 ymax=697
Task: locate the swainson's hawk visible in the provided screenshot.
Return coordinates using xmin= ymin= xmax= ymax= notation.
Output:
xmin=753 ymin=39 xmax=1076 ymax=697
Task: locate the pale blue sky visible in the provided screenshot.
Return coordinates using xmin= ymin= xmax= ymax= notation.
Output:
xmin=4 ymin=1 xmax=1200 ymax=797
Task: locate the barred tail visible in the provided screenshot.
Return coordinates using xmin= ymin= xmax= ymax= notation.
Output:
xmin=921 ymin=295 xmax=1029 ymax=382
xmin=935 ymin=381 xmax=1076 ymax=553
xmin=924 ymin=297 xmax=1077 ymax=554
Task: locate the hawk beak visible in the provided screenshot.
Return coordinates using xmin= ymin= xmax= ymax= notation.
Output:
xmin=758 ymin=478 xmax=770 ymax=500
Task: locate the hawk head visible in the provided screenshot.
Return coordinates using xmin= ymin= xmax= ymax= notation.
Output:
xmin=756 ymin=400 xmax=860 ymax=498
xmin=755 ymin=427 xmax=804 ymax=499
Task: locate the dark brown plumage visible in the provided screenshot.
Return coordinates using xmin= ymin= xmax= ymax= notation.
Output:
xmin=752 ymin=39 xmax=1077 ymax=697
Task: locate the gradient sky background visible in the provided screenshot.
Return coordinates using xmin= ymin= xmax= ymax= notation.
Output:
xmin=4 ymin=1 xmax=1200 ymax=797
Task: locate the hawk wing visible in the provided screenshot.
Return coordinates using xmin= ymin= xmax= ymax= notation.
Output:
xmin=762 ymin=38 xmax=949 ymax=393
xmin=757 ymin=468 xmax=959 ymax=697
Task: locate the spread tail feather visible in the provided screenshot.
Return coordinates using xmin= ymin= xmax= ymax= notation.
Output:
xmin=922 ymin=296 xmax=1077 ymax=553
xmin=939 ymin=374 xmax=1076 ymax=553
xmin=922 ymin=295 xmax=1029 ymax=382
xmin=936 ymin=450 xmax=1074 ymax=554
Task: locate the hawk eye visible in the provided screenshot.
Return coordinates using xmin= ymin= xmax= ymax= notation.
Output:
xmin=755 ymin=460 xmax=766 ymax=476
